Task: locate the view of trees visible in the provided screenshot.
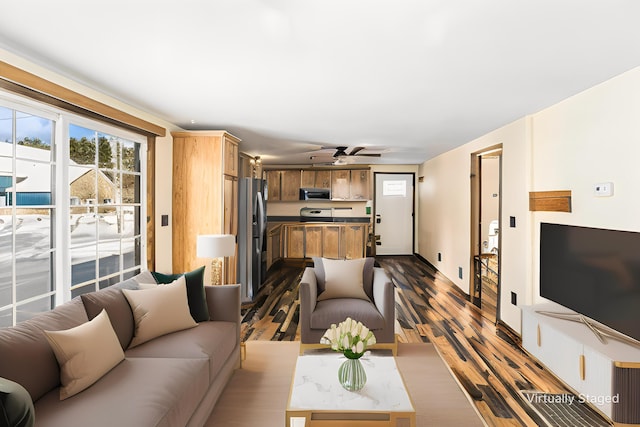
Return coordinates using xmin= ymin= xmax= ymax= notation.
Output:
xmin=17 ymin=135 xmax=136 ymax=171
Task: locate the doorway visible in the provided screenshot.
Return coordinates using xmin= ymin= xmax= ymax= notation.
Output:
xmin=470 ymin=146 xmax=502 ymax=324
xmin=374 ymin=173 xmax=414 ymax=255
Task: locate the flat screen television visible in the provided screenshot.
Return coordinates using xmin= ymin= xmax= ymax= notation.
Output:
xmin=540 ymin=222 xmax=640 ymax=343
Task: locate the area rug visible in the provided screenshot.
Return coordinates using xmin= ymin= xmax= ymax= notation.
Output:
xmin=205 ymin=341 xmax=483 ymax=427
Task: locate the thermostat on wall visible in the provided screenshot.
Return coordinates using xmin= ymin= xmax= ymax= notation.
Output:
xmin=594 ymin=182 xmax=613 ymax=197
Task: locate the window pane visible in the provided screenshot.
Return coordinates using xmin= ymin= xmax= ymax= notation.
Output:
xmin=15 ymin=210 xmax=53 ymax=300
xmin=15 ymin=111 xmax=52 ymax=162
xmin=71 ymin=284 xmax=95 ymax=299
xmin=122 ymin=173 xmax=139 ymax=203
xmin=122 ymin=140 xmax=139 ymax=172
xmin=71 ymin=255 xmax=96 ymax=286
xmin=69 ymin=125 xmax=96 ymax=166
xmin=123 ymin=237 xmax=141 ymax=269
xmin=96 ymin=133 xmax=115 ymax=170
xmin=122 ymin=206 xmax=136 ymax=238
xmin=0 ymin=106 xmax=12 ymax=144
xmin=99 ymin=275 xmax=120 ymax=290
xmin=15 ymin=162 xmax=52 ymax=205
xmin=0 ymin=215 xmax=12 ymax=307
xmin=97 ymin=171 xmax=118 ymax=205
xmin=0 ymin=308 xmax=11 ymax=328
xmin=16 ymin=295 xmax=55 ymax=323
xmin=70 ymin=165 xmax=96 ymax=204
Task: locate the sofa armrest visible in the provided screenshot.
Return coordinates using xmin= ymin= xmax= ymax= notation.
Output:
xmin=372 ymin=267 xmax=395 ymax=342
xmin=205 ymin=284 xmax=241 ymax=324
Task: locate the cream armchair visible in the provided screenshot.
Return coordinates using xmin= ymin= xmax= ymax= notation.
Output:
xmin=298 ymin=258 xmax=397 ymax=355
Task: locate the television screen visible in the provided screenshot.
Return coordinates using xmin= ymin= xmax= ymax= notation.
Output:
xmin=540 ymin=222 xmax=640 ymax=343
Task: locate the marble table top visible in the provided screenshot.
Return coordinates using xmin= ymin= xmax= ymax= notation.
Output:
xmin=288 ymin=352 xmax=414 ymax=413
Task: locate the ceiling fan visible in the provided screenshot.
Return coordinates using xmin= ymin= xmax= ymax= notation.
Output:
xmin=308 ymin=146 xmax=385 ymax=165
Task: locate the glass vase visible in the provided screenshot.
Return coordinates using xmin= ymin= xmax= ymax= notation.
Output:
xmin=338 ymin=357 xmax=367 ymax=391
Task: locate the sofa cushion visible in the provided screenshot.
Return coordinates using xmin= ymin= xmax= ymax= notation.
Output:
xmin=81 ymin=287 xmax=134 ymax=350
xmin=310 ymin=298 xmax=385 ymax=331
xmin=314 ymin=257 xmax=375 ymax=299
xmin=151 ymin=266 xmax=210 ymax=322
xmin=0 ymin=298 xmax=88 ymax=402
xmin=317 ymin=258 xmax=370 ymax=302
xmin=126 ymin=321 xmax=238 ymax=385
xmin=34 ymin=357 xmax=209 ymax=427
xmin=43 ymin=310 xmax=125 ymax=400
xmin=123 ymin=276 xmax=197 ymax=348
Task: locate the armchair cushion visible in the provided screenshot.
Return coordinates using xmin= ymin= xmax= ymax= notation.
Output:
xmin=316 ymin=258 xmax=370 ymax=302
xmin=314 ymin=257 xmax=376 ymax=300
xmin=310 ymin=299 xmax=385 ymax=330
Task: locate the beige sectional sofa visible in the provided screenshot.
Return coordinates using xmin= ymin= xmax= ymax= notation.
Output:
xmin=0 ymin=272 xmax=241 ymax=427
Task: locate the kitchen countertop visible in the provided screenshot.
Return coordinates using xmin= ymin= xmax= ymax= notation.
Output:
xmin=268 ymin=216 xmax=371 ymax=223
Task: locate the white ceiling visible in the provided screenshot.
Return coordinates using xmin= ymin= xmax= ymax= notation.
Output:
xmin=2 ymin=1 xmax=640 ymax=165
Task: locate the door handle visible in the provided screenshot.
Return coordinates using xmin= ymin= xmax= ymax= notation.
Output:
xmin=376 ymin=214 xmax=381 ymax=224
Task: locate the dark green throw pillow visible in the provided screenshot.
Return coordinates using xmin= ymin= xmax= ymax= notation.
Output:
xmin=151 ymin=266 xmax=209 ymax=322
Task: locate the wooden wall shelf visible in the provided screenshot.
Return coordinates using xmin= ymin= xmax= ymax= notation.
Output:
xmin=529 ymin=190 xmax=572 ymax=212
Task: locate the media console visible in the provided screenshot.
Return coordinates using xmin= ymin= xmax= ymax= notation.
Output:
xmin=522 ymin=304 xmax=640 ymax=425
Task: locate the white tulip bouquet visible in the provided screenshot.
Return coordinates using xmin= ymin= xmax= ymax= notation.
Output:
xmin=320 ymin=317 xmax=377 ymax=359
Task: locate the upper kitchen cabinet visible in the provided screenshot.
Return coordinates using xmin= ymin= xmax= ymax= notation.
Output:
xmin=331 ymin=170 xmax=351 ymax=200
xmin=265 ymin=170 xmax=282 ymax=201
xmin=280 ymin=170 xmax=302 ymax=201
xmin=301 ymin=170 xmax=331 ymax=189
xmin=171 ymin=130 xmax=240 ymax=283
xmin=331 ymin=169 xmax=370 ymax=200
xmin=349 ymin=169 xmax=370 ymax=200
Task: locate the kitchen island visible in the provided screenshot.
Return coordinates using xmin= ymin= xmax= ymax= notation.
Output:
xmin=266 ymin=216 xmax=372 ymax=270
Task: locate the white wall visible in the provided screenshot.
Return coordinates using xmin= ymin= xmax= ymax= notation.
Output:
xmin=530 ymin=66 xmax=640 ymax=304
xmin=418 ymin=66 xmax=640 ymax=334
xmin=417 ymin=118 xmax=531 ymax=331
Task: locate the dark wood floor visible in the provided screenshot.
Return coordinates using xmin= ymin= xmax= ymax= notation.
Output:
xmin=240 ymin=256 xmax=612 ymax=427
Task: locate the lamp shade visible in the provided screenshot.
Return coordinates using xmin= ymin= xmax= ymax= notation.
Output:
xmin=197 ymin=234 xmax=236 ymax=258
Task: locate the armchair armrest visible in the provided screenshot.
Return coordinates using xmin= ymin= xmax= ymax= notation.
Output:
xmin=372 ymin=267 xmax=395 ymax=343
xmin=205 ymin=284 xmax=241 ymax=324
xmin=299 ymin=267 xmax=318 ymax=339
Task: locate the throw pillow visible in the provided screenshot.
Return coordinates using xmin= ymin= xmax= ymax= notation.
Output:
xmin=314 ymin=257 xmax=375 ymax=299
xmin=151 ymin=266 xmax=209 ymax=322
xmin=81 ymin=287 xmax=135 ymax=350
xmin=317 ymin=258 xmax=370 ymax=302
xmin=122 ymin=276 xmax=197 ymax=348
xmin=43 ymin=310 xmax=125 ymax=400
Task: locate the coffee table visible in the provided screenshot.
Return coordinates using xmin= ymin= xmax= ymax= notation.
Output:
xmin=286 ymin=352 xmax=416 ymax=427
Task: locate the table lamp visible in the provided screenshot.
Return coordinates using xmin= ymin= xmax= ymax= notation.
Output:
xmin=196 ymin=234 xmax=236 ymax=285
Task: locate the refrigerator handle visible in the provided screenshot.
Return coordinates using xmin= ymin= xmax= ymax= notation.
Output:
xmin=256 ymin=192 xmax=266 ymax=250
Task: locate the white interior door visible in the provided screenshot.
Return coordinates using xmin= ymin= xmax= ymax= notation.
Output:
xmin=374 ymin=173 xmax=414 ymax=255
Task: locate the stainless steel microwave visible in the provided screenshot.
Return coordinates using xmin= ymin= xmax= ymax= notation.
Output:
xmin=299 ymin=188 xmax=331 ymax=200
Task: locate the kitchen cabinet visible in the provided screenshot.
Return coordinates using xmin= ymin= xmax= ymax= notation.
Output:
xmin=265 ymin=170 xmax=281 ymax=201
xmin=304 ymin=225 xmax=324 ymax=257
xmin=266 ymin=224 xmax=282 ymax=271
xmin=343 ymin=224 xmax=367 ymax=259
xmin=331 ymin=170 xmax=351 ymax=200
xmin=267 ymin=168 xmax=369 ymax=201
xmin=280 ymin=170 xmax=302 ymax=201
xmin=172 ymin=130 xmax=240 ymax=284
xmin=282 ymin=223 xmax=369 ymax=260
xmin=349 ymin=169 xmax=370 ymax=200
xmin=286 ymin=225 xmax=305 ymax=258
xmin=322 ymin=226 xmax=341 ymax=259
xmin=301 ymin=170 xmax=331 ymax=189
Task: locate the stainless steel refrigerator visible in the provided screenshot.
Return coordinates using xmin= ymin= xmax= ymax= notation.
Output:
xmin=237 ymin=177 xmax=267 ymax=302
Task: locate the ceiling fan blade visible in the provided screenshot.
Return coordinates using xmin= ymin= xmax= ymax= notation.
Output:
xmin=356 ymin=153 xmax=382 ymax=157
xmin=348 ymin=147 xmax=364 ymax=156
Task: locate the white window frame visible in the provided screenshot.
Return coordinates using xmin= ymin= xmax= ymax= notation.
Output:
xmin=0 ymin=90 xmax=147 ymax=323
